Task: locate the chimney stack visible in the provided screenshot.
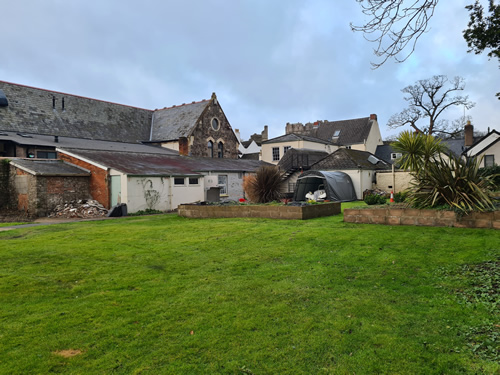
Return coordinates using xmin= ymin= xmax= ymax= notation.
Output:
xmin=262 ymin=125 xmax=268 ymax=142
xmin=464 ymin=121 xmax=474 ymax=147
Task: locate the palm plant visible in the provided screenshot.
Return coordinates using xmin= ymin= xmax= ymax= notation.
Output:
xmin=242 ymin=166 xmax=283 ymax=203
xmin=392 ymin=130 xmax=447 ymax=172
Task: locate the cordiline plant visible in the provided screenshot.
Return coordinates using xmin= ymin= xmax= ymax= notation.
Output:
xmin=242 ymin=166 xmax=283 ymax=203
xmin=409 ymin=153 xmax=497 ymax=214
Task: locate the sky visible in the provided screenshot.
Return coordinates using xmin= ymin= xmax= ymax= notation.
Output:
xmin=1 ymin=1 xmax=498 ymax=141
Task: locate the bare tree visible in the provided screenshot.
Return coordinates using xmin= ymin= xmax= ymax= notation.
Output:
xmin=350 ymin=0 xmax=439 ymax=68
xmin=388 ymin=75 xmax=475 ymax=135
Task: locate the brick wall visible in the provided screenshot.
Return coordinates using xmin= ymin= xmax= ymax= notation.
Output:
xmin=178 ymin=202 xmax=340 ymax=220
xmin=344 ymin=208 xmax=500 ymax=229
xmin=58 ymin=153 xmax=110 ymax=208
xmin=0 ymin=81 xmax=152 ymax=143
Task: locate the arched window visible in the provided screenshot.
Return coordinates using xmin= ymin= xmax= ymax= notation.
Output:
xmin=218 ymin=142 xmax=224 ymax=158
xmin=208 ymin=140 xmax=214 ymax=158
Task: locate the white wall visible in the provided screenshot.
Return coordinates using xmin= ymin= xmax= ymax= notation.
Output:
xmin=121 ymin=175 xmax=204 ymax=213
xmin=261 ymin=140 xmax=329 ymax=164
xmin=374 ymin=170 xmax=414 ymax=193
xmin=340 ymin=169 xmax=373 ymax=200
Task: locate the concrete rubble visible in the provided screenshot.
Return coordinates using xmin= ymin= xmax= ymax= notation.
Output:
xmin=48 ymin=199 xmax=108 ymax=218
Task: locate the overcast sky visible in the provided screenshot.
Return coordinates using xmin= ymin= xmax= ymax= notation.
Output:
xmin=2 ymin=1 xmax=498 ymax=141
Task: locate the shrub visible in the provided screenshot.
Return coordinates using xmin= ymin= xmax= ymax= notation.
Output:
xmin=479 ymin=165 xmax=500 ymax=188
xmin=364 ymin=194 xmax=387 ymax=205
xmin=242 ymin=166 xmax=283 ymax=203
xmin=393 ymin=191 xmax=409 ymax=203
xmin=409 ymin=154 xmax=496 ymax=214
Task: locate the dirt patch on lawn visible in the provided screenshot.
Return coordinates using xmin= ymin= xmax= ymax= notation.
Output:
xmin=53 ymin=349 xmax=83 ymax=358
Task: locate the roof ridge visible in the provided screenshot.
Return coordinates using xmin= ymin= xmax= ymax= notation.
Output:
xmin=0 ymin=80 xmax=152 ymax=111
xmin=155 ymin=99 xmax=209 ymax=111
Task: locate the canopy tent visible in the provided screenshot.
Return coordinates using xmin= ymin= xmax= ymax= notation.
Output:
xmin=293 ymin=170 xmax=357 ymax=202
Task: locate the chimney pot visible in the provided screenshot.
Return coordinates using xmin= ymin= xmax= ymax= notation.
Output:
xmin=370 ymin=114 xmax=377 ymax=121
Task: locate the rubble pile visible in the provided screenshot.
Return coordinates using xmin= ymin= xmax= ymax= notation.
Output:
xmin=48 ymin=200 xmax=108 ymax=218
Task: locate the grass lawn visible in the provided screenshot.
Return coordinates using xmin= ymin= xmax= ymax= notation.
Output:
xmin=0 ymin=207 xmax=498 ymax=374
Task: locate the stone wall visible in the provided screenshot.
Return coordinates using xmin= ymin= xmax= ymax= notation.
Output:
xmin=0 ymin=159 xmax=12 ymax=209
xmin=0 ymin=81 xmax=152 ymax=143
xmin=178 ymin=202 xmax=341 ymax=220
xmin=189 ymin=100 xmax=239 ymax=159
xmin=344 ymin=207 xmax=499 ymax=229
xmin=9 ymin=164 xmax=90 ymax=217
xmin=58 ymin=152 xmax=111 ymax=208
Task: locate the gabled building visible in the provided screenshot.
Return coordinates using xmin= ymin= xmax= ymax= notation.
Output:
xmin=148 ymin=93 xmax=239 ymax=158
xmin=261 ymin=114 xmax=383 ymax=164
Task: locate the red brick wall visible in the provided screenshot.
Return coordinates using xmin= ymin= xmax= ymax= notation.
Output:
xmin=59 ymin=153 xmax=110 ymax=208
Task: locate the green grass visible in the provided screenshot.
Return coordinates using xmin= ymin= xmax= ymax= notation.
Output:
xmin=0 ymin=211 xmax=498 ymax=374
xmin=0 ymin=222 xmax=28 ymax=227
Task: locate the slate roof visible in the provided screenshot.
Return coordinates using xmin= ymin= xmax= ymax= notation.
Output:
xmin=0 ymin=81 xmax=153 ymax=143
xmin=0 ymin=131 xmax=178 ymax=154
xmin=150 ymin=100 xmax=210 ymax=141
xmin=9 ymin=159 xmax=90 ymax=176
xmin=58 ymin=148 xmax=266 ymax=176
xmin=375 ymin=144 xmax=396 ymax=164
xmin=311 ymin=148 xmax=390 ymax=170
xmin=262 ymin=133 xmax=330 ymax=145
xmin=302 ymin=117 xmax=374 ymax=145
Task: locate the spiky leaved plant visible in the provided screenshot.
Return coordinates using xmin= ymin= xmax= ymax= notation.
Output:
xmin=242 ymin=166 xmax=283 ymax=203
xmin=409 ymin=153 xmax=497 ymax=214
xmin=392 ymin=130 xmax=447 ymax=172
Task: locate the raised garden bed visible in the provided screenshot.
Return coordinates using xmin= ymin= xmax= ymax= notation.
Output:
xmin=344 ymin=207 xmax=500 ymax=229
xmin=178 ymin=202 xmax=341 ymax=220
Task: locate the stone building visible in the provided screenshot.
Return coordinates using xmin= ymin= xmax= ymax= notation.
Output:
xmin=0 ymin=81 xmax=239 ymax=159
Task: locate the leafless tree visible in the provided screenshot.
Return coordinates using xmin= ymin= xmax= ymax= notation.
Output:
xmin=388 ymin=75 xmax=475 ymax=135
xmin=351 ymin=0 xmax=439 ymax=68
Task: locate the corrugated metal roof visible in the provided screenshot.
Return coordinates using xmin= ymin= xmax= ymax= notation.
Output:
xmin=0 ymin=131 xmax=178 ymax=154
xmin=10 ymin=159 xmax=90 ymax=176
xmin=58 ymin=148 xmax=267 ymax=176
xmin=151 ymin=100 xmax=209 ymax=141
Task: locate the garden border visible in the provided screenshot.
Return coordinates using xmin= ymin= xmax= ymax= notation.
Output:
xmin=344 ymin=207 xmax=500 ymax=229
xmin=178 ymin=202 xmax=341 ymax=220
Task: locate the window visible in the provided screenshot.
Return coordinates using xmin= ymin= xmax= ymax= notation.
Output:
xmin=208 ymin=140 xmax=214 ymax=158
xmin=484 ymin=155 xmax=495 ymax=167
xmin=345 ymin=146 xmax=351 ymax=149
xmin=218 ymin=175 xmax=228 ymax=195
xmin=391 ymin=153 xmax=402 ymax=160
xmin=218 ymin=142 xmax=224 ymax=158
xmin=284 ymin=146 xmax=291 ymax=154
xmin=174 ymin=177 xmax=185 ymax=186
xmin=189 ymin=177 xmax=199 ymax=185
xmin=212 ymin=118 xmax=220 ymax=130
xmin=272 ymin=147 xmax=280 ymax=161
xmin=333 ymin=130 xmax=341 ymax=137
xmin=37 ymin=151 xmax=57 ymax=159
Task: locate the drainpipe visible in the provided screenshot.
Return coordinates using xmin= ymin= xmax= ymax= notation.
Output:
xmin=168 ymin=175 xmax=173 ymax=210
xmin=392 ymin=164 xmax=396 ymax=193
